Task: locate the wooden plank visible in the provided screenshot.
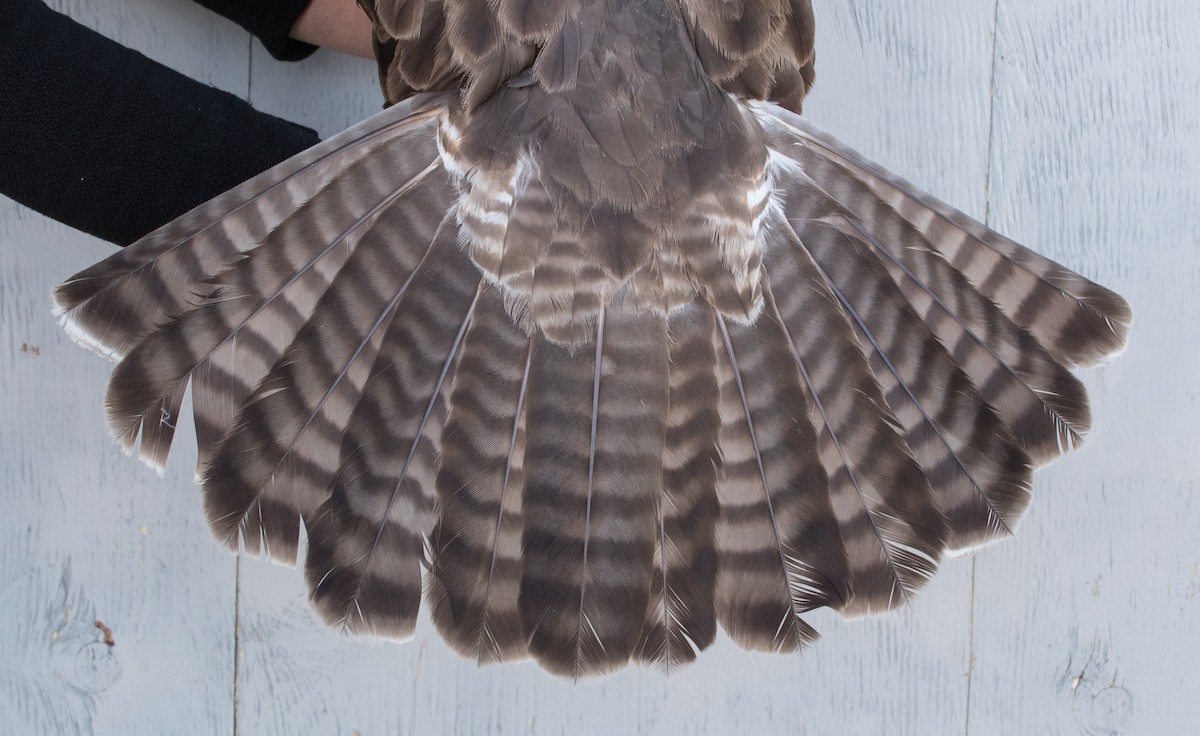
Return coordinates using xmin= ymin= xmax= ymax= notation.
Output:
xmin=806 ymin=0 xmax=998 ymax=211
xmin=0 ymin=1 xmax=247 ymax=733
xmin=0 ymin=211 xmax=237 ymax=735
xmin=246 ymin=44 xmax=382 ymax=139
xmin=969 ymin=1 xmax=1200 ymax=733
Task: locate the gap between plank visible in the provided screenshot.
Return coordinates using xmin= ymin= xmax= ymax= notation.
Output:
xmin=966 ymin=2 xmax=1004 ymax=734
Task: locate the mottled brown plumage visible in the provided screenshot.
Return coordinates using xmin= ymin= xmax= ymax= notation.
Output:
xmin=55 ymin=0 xmax=1130 ymax=677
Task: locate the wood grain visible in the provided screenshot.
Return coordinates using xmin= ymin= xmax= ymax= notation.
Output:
xmin=0 ymin=176 xmax=237 ymax=736
xmin=0 ymin=0 xmax=1194 ymax=733
xmin=968 ymin=2 xmax=1200 ymax=734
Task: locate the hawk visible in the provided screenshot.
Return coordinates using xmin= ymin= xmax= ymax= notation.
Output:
xmin=54 ymin=0 xmax=1131 ymax=677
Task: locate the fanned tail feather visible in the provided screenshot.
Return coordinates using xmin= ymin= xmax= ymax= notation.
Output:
xmin=519 ymin=298 xmax=668 ymax=678
xmin=772 ymin=204 xmax=1033 ymax=554
xmin=713 ymin=305 xmax=847 ymax=651
xmin=60 ymin=98 xmax=450 ymax=474
xmin=304 ymin=214 xmax=482 ymax=639
xmin=634 ymin=300 xmax=721 ymax=671
xmin=777 ymin=210 xmax=1032 ymax=547
xmin=200 ymin=176 xmax=454 ymax=563
xmin=428 ymin=285 xmax=533 ymax=664
xmin=756 ymin=103 xmax=1132 ymax=368
xmin=759 ymin=220 xmax=948 ymax=616
xmin=53 ymin=94 xmax=450 ymax=361
xmin=754 ymin=103 xmax=1128 ymax=556
xmin=762 ymin=133 xmax=1097 ymax=464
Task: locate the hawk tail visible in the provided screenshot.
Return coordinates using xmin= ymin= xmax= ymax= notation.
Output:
xmin=52 ymin=92 xmax=1131 ymax=676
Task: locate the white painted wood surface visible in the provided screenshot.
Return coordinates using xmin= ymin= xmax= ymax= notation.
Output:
xmin=1 ymin=0 xmax=1195 ymax=733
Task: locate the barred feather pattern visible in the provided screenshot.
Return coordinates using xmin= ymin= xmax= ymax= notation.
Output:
xmin=427 ymin=285 xmax=533 ymax=663
xmin=758 ymin=106 xmax=1130 ymax=464
xmin=769 ymin=112 xmax=1131 ymax=368
xmin=200 ymin=175 xmax=454 ymax=563
xmin=713 ymin=307 xmax=848 ymax=651
xmin=777 ymin=213 xmax=1033 ymax=554
xmin=760 ymin=225 xmax=947 ymax=615
xmin=519 ymin=301 xmax=669 ymax=677
xmin=54 ymin=0 xmax=1131 ymax=679
xmin=634 ymin=300 xmax=721 ymax=670
xmin=60 ymin=98 xmax=449 ymax=473
xmin=304 ymin=213 xmax=482 ymax=638
xmin=53 ymin=97 xmax=446 ymax=360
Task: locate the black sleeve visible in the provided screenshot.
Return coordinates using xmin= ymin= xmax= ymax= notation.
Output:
xmin=192 ymin=0 xmax=319 ymax=62
xmin=0 ymin=0 xmax=322 ymax=246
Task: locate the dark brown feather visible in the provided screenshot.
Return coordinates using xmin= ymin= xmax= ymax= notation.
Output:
xmin=496 ymin=0 xmax=580 ymax=40
xmin=360 ymin=0 xmax=427 ymax=39
xmin=200 ymin=173 xmax=454 ymax=563
xmin=713 ymin=306 xmax=847 ymax=651
xmin=519 ymin=299 xmax=668 ymax=677
xmin=634 ymin=300 xmax=721 ymax=670
xmin=681 ymin=0 xmax=814 ymax=111
xmin=428 ymin=285 xmax=533 ymax=664
xmin=304 ymin=214 xmax=482 ymax=638
xmin=683 ymin=0 xmax=787 ymax=61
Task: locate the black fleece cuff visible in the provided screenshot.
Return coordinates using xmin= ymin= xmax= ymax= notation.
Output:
xmin=0 ymin=0 xmax=322 ymax=246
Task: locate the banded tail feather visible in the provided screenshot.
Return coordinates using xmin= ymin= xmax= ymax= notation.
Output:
xmin=200 ymin=172 xmax=455 ymax=563
xmin=634 ymin=301 xmax=721 ymax=670
xmin=427 ymin=285 xmax=533 ymax=664
xmin=54 ymin=0 xmax=1128 ymax=678
xmin=304 ymin=212 xmax=483 ymax=638
xmin=518 ymin=299 xmax=669 ymax=676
